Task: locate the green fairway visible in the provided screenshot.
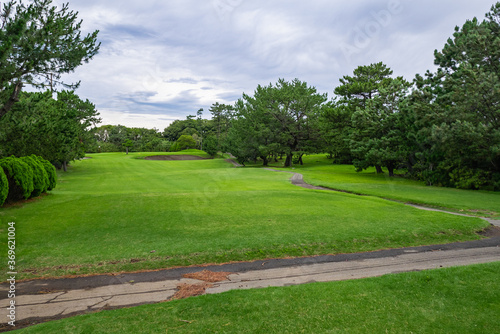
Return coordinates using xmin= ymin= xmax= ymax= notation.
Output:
xmin=248 ymin=154 xmax=500 ymax=218
xmin=0 ymin=151 xmax=490 ymax=279
xmin=13 ymin=262 xmax=500 ymax=333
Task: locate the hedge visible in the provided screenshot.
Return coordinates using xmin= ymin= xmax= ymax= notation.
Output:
xmin=0 ymin=155 xmax=56 ymax=206
xmin=34 ymin=155 xmax=57 ymax=191
xmin=0 ymin=156 xmax=34 ymax=202
xmin=20 ymin=155 xmax=49 ymax=198
xmin=0 ymin=167 xmax=7 ymax=206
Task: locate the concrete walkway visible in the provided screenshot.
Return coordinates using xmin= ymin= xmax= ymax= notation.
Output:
xmin=1 ymin=237 xmax=499 ymax=329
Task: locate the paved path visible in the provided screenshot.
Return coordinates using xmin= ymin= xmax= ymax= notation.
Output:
xmin=1 ymin=237 xmax=499 ymax=329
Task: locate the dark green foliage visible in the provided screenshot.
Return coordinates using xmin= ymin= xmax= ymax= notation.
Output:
xmin=0 ymin=90 xmax=100 ymax=170
xmin=403 ymin=3 xmax=500 ymax=189
xmin=209 ymin=102 xmax=234 ymax=151
xmin=175 ymin=135 xmax=197 ymax=151
xmin=202 ymin=135 xmax=218 ymax=157
xmin=0 ymin=0 xmax=100 ymax=117
xmin=90 ymin=125 xmax=172 ymax=153
xmin=0 ymin=156 xmax=34 ymax=201
xmin=123 ymin=139 xmax=133 ymax=155
xmin=34 ymin=155 xmax=57 ymax=191
xmin=0 ymin=166 xmax=8 ymax=206
xmin=19 ymin=155 xmax=48 ymax=198
xmin=350 ymin=77 xmax=412 ymax=176
xmin=319 ymin=102 xmax=353 ymax=164
xmin=227 ymin=78 xmax=326 ymax=167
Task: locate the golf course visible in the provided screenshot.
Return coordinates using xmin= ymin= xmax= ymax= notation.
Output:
xmin=1 ymin=150 xmax=499 ymax=332
xmin=1 ymin=151 xmax=496 ymax=280
xmin=1 ymin=0 xmax=500 ymax=332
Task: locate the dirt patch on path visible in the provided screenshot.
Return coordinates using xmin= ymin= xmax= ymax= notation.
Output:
xmin=145 ymin=155 xmax=209 ymax=161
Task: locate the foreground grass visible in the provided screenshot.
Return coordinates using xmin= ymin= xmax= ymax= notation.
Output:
xmin=0 ymin=151 xmax=489 ymax=279
xmin=14 ymin=262 xmax=500 ymax=333
xmin=248 ymin=154 xmax=500 ymax=218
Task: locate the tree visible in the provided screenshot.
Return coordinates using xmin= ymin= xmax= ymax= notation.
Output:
xmin=202 ymin=135 xmax=218 ymax=157
xmin=319 ymin=101 xmax=354 ymax=164
xmin=231 ymin=79 xmax=327 ymax=167
xmin=209 ymin=102 xmax=234 ymax=152
xmin=406 ymin=3 xmax=500 ymax=189
xmin=333 ymin=62 xmax=394 ymax=173
xmin=0 ymin=0 xmax=100 ymax=117
xmin=164 ymin=118 xmax=200 ymax=141
xmin=334 ymin=62 xmax=393 ymax=109
xmin=0 ymin=90 xmax=100 ymax=170
xmin=123 ymin=139 xmax=133 ymax=155
xmin=175 ymin=135 xmax=197 ymax=151
xmin=350 ymin=78 xmax=411 ymax=176
xmin=226 ymin=98 xmax=278 ymax=166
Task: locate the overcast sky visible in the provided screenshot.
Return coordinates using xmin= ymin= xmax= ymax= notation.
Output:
xmin=55 ymin=0 xmax=495 ymax=130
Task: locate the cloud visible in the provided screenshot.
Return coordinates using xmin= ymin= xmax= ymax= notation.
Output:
xmin=53 ymin=0 xmax=496 ymax=129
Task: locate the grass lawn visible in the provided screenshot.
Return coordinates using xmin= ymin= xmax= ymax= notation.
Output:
xmin=0 ymin=151 xmax=491 ymax=279
xmin=13 ymin=262 xmax=500 ymax=333
xmin=247 ymin=154 xmax=500 ymax=218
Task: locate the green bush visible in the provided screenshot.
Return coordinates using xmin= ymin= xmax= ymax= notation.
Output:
xmin=175 ymin=135 xmax=197 ymax=150
xmin=0 ymin=167 xmax=8 ymax=206
xmin=34 ymin=155 xmax=57 ymax=191
xmin=0 ymin=156 xmax=34 ymax=201
xmin=20 ymin=155 xmax=49 ymax=197
xmin=169 ymin=142 xmax=180 ymax=152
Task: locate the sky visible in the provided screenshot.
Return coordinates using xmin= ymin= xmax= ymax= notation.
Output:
xmin=54 ymin=0 xmax=495 ymax=130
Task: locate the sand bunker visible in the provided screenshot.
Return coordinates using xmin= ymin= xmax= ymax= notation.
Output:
xmin=144 ymin=155 xmax=208 ymax=160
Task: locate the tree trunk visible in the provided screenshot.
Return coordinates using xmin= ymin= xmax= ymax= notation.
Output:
xmin=298 ymin=154 xmax=304 ymax=165
xmin=261 ymin=156 xmax=268 ymax=166
xmin=387 ymin=164 xmax=395 ymax=177
xmin=284 ymin=154 xmax=293 ymax=167
xmin=126 ymin=147 xmax=129 ymax=155
xmin=0 ymin=82 xmax=23 ymax=118
xmin=376 ymin=165 xmax=384 ymax=174
xmin=63 ymin=161 xmax=67 ymax=172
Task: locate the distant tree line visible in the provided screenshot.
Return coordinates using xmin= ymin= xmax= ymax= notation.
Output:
xmin=90 ymin=105 xmax=234 ymax=156
xmin=1 ymin=1 xmax=498 ymax=192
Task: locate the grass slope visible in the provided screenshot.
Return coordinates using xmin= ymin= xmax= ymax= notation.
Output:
xmin=13 ymin=262 xmax=500 ymax=333
xmin=0 ymin=151 xmax=489 ymax=279
xmin=248 ymin=154 xmax=500 ymax=217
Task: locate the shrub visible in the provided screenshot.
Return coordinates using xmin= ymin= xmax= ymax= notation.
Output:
xmin=0 ymin=156 xmax=34 ymax=201
xmin=0 ymin=167 xmax=8 ymax=206
xmin=175 ymin=135 xmax=197 ymax=150
xmin=34 ymin=156 xmax=57 ymax=191
xmin=19 ymin=155 xmax=49 ymax=197
xmin=169 ymin=142 xmax=180 ymax=152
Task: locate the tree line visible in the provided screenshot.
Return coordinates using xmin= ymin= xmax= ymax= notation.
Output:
xmin=206 ymin=4 xmax=500 ymax=190
xmin=0 ymin=1 xmax=498 ymax=192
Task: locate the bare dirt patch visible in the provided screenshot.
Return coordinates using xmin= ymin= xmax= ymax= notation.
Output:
xmin=183 ymin=270 xmax=232 ymax=282
xmin=172 ymin=282 xmax=213 ymax=300
xmin=171 ymin=270 xmax=232 ymax=300
xmin=478 ymin=225 xmax=500 ymax=237
xmin=145 ymin=155 xmax=208 ymax=161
